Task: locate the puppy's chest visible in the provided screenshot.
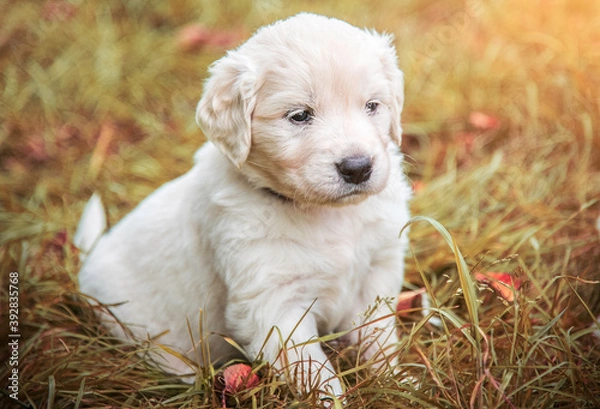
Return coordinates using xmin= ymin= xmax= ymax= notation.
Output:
xmin=286 ymin=214 xmax=386 ymax=293
xmin=297 ymin=224 xmax=392 ymax=333
xmin=214 ymin=199 xmax=395 ymax=298
xmin=310 ymin=224 xmax=375 ymax=274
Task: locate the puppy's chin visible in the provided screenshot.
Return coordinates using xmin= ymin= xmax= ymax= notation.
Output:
xmin=261 ymin=181 xmax=384 ymax=208
xmin=327 ymin=191 xmax=372 ymax=207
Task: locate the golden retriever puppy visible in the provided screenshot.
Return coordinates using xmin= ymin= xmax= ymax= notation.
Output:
xmin=77 ymin=12 xmax=411 ymax=398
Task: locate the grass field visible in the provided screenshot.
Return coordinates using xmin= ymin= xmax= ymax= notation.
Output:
xmin=1 ymin=0 xmax=599 ymax=408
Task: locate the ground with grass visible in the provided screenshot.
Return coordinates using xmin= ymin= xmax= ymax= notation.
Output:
xmin=1 ymin=1 xmax=599 ymax=408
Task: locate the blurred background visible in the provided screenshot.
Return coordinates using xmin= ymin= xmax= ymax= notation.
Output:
xmin=2 ymin=0 xmax=598 ymax=198
xmin=1 ymin=0 xmax=599 ymax=407
xmin=2 ymin=0 xmax=598 ymax=294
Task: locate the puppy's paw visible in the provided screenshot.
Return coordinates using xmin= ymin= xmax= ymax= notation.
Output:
xmin=318 ymin=377 xmax=346 ymax=408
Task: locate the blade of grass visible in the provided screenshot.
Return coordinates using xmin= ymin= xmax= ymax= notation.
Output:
xmin=401 ymin=216 xmax=482 ymax=383
xmin=74 ymin=378 xmax=85 ymax=409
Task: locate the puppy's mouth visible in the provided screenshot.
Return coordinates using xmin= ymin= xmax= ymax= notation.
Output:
xmin=262 ymin=184 xmax=376 ymax=207
xmin=331 ymin=186 xmax=377 ymax=204
xmin=335 ymin=186 xmax=371 ymax=200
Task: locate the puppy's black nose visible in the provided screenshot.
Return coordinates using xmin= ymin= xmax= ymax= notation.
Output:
xmin=336 ymin=155 xmax=373 ymax=184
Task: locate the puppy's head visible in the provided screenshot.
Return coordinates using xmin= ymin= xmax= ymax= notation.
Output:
xmin=196 ymin=13 xmax=404 ymax=206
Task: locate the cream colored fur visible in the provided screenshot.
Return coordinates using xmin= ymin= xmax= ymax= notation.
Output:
xmin=78 ymin=13 xmax=411 ymax=398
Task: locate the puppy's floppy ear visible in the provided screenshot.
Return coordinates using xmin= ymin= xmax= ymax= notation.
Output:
xmin=375 ymin=33 xmax=405 ymax=147
xmin=196 ymin=51 xmax=257 ymax=168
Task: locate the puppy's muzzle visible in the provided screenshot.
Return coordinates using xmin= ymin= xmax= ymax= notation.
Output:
xmin=336 ymin=155 xmax=373 ymax=185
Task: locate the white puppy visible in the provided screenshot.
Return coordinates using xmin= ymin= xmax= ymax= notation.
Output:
xmin=77 ymin=13 xmax=411 ymax=398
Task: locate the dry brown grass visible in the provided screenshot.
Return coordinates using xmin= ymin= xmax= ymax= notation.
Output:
xmin=1 ymin=0 xmax=599 ymax=408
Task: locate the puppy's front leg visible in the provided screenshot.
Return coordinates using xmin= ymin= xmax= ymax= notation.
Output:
xmin=227 ymin=302 xmax=343 ymax=397
xmin=354 ymin=255 xmax=404 ymax=373
xmin=358 ymin=296 xmax=400 ymax=372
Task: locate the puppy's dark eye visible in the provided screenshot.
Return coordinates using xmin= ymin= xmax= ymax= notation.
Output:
xmin=288 ymin=109 xmax=313 ymax=124
xmin=365 ymin=101 xmax=379 ymax=115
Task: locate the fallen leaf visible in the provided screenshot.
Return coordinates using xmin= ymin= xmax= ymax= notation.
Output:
xmin=412 ymin=180 xmax=426 ymax=194
xmin=42 ymin=229 xmax=70 ymax=263
xmin=456 ymin=131 xmax=476 ymax=150
xmin=24 ymin=135 xmax=50 ymax=163
xmin=43 ymin=1 xmax=77 ymax=21
xmin=177 ymin=24 xmax=242 ymax=51
xmin=475 ymin=271 xmax=522 ymax=303
xmin=469 ymin=111 xmax=501 ymax=130
xmin=215 ymin=363 xmax=260 ymax=407
xmin=454 ymin=131 xmax=478 ymax=166
xmin=397 ymin=288 xmax=426 ymax=316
